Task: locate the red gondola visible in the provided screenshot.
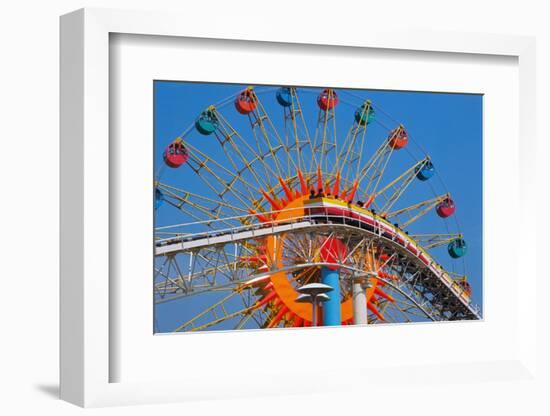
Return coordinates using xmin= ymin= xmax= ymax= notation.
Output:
xmin=388 ymin=126 xmax=408 ymax=149
xmin=163 ymin=139 xmax=189 ymax=168
xmin=317 ymin=88 xmax=339 ymax=111
xmin=436 ymin=197 xmax=455 ymax=218
xmin=235 ymin=87 xmax=258 ymax=115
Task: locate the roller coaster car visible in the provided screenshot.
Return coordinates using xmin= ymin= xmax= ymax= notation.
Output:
xmin=305 ymin=198 xmax=375 ymax=231
xmin=456 ymin=279 xmax=472 ymax=301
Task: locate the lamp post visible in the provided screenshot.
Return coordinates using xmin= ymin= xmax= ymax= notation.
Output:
xmin=296 ymin=283 xmax=333 ymax=326
xmin=351 ymin=271 xmax=376 ymax=325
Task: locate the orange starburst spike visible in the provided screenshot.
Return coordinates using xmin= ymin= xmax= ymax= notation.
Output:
xmin=316 ymin=166 xmax=323 ymax=192
xmin=293 ymin=316 xmax=304 ymax=327
xmin=347 ymin=180 xmax=359 ymax=203
xmin=261 ymin=190 xmax=282 ymax=212
xmin=252 ymin=290 xmax=277 ymax=310
xmin=333 ymin=171 xmax=341 ymax=196
xmin=364 ymin=195 xmax=375 ymax=209
xmin=279 ymin=177 xmax=294 ymax=202
xmin=268 ymin=306 xmax=290 ymax=328
xmin=374 ymin=287 xmax=395 ymax=302
xmin=273 ymin=297 xmax=284 ymax=308
xmin=297 ymin=169 xmax=308 ymax=195
xmin=367 ymin=301 xmax=385 ymax=321
xmin=248 ymin=208 xmax=270 ymax=224
xmin=341 ymin=189 xmax=348 ymax=200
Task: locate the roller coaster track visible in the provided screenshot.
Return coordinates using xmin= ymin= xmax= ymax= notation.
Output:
xmin=155 ymin=207 xmax=481 ymax=321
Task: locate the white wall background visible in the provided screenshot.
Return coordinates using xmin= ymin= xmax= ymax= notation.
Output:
xmin=0 ymin=0 xmax=548 ymax=414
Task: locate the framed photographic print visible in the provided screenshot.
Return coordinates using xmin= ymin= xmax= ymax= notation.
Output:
xmin=60 ymin=7 xmax=540 ymax=409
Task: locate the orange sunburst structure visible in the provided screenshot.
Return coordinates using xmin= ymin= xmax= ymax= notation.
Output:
xmin=242 ymin=168 xmax=395 ymax=327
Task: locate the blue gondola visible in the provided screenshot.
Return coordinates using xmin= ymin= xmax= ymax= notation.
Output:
xmin=155 ymin=188 xmax=164 ymax=210
xmin=354 ymin=101 xmax=375 ymax=126
xmin=416 ymin=160 xmax=435 ymax=181
xmin=276 ymin=87 xmax=292 ymax=107
xmin=195 ymin=108 xmax=219 ymax=135
xmin=448 ymin=238 xmax=467 ymax=258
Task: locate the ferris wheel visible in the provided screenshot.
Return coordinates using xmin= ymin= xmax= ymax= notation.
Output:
xmin=154 ymin=84 xmax=480 ymax=333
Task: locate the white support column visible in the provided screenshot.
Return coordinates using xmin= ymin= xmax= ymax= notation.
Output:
xmin=352 ymin=279 xmax=368 ymax=325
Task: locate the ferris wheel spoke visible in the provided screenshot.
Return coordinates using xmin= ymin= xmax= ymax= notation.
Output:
xmin=213 ymin=108 xmax=280 ymax=191
xmin=213 ymin=102 xmax=311 ymax=212
xmin=157 ymin=184 xmax=248 ymax=229
xmin=372 ymin=299 xmax=406 ymax=324
xmin=234 ymin=309 xmax=256 ymax=330
xmin=385 ymin=292 xmax=432 ymax=321
xmin=309 ymin=89 xmax=338 ymax=174
xmin=357 ymin=144 xmax=395 ymax=206
xmin=410 ymin=233 xmax=463 ymax=250
xmin=246 ymin=103 xmax=285 ymax=178
xmin=253 ymin=93 xmax=299 ymax=177
xmin=222 ymin=87 xmax=291 ymax=180
xmin=284 ymin=87 xmax=314 ymax=172
xmin=385 ymin=193 xmax=449 ymax=228
xmin=373 ymin=157 xmax=431 ymax=215
xmin=335 ymin=100 xmax=374 ymax=187
xmin=184 ymin=141 xmax=263 ymax=207
xmin=157 ymin=183 xmax=248 ymax=214
xmin=173 ymin=289 xmax=252 ymax=332
xmin=336 ymin=125 xmax=366 ymax=187
xmin=354 ymin=125 xmax=411 ymax=208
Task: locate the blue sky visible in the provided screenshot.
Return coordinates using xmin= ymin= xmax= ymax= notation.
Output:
xmin=154 ymin=81 xmax=483 ymax=332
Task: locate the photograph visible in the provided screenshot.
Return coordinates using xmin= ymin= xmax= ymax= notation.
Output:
xmin=153 ymin=82 xmax=483 ymax=333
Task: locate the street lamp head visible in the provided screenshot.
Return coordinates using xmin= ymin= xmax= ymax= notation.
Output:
xmin=316 ymin=293 xmax=330 ymax=303
xmin=295 ymin=292 xmax=331 ymax=303
xmin=295 ymin=293 xmax=313 ymax=303
xmin=297 ymin=282 xmax=334 ymax=296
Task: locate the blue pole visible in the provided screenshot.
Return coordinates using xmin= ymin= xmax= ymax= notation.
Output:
xmin=321 ymin=267 xmax=341 ymax=326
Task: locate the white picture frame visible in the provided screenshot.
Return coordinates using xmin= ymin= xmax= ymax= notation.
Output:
xmin=60 ymin=7 xmax=539 ymax=408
